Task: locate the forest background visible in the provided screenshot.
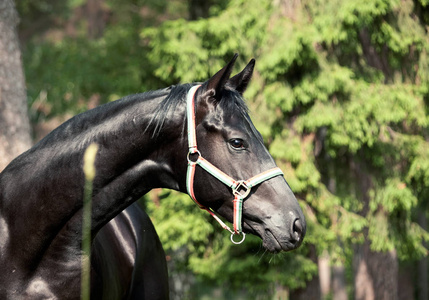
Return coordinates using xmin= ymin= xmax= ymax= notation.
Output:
xmin=2 ymin=0 xmax=429 ymax=299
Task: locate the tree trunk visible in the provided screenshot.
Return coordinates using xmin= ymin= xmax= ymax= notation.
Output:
xmin=417 ymin=211 xmax=428 ymax=300
xmin=290 ymin=244 xmax=321 ymax=300
xmin=332 ymin=264 xmax=347 ymax=300
xmin=86 ymin=0 xmax=106 ymax=39
xmin=188 ymin=0 xmax=214 ymax=20
xmin=318 ymin=251 xmax=330 ymax=298
xmin=0 ymin=0 xmax=32 ymax=171
xmin=326 ymin=173 xmax=348 ymax=300
xmin=351 ymin=158 xmax=398 ymax=300
xmin=354 ymin=240 xmax=398 ymax=300
xmin=398 ymin=264 xmax=415 ymax=300
xmin=354 ymin=242 xmax=375 ymax=300
xmin=359 ymin=28 xmax=391 ymax=82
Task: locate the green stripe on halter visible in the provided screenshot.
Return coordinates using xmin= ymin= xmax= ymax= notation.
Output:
xmin=246 ymin=168 xmax=284 ymax=187
xmin=196 ymin=157 xmax=236 ymax=188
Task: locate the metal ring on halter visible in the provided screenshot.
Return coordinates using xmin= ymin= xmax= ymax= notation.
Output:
xmin=187 ymin=149 xmax=201 ymax=164
xmin=230 ymin=232 xmax=246 ymax=244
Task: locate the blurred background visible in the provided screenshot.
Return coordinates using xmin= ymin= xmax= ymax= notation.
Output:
xmin=1 ymin=0 xmax=429 ymax=299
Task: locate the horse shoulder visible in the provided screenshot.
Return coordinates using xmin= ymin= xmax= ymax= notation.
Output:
xmin=91 ymin=202 xmax=169 ymax=300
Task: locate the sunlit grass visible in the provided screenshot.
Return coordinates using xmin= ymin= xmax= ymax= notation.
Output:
xmin=81 ymin=143 xmax=98 ymax=300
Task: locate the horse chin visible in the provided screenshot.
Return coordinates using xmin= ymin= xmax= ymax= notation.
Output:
xmin=243 ymin=222 xmax=299 ymax=254
xmin=262 ymin=229 xmax=296 ymax=253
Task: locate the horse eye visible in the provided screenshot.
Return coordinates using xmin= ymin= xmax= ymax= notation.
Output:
xmin=230 ymin=139 xmax=245 ymax=149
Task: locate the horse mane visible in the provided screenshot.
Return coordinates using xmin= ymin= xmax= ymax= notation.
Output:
xmin=143 ymin=83 xmax=190 ymax=138
xmin=146 ymin=83 xmax=252 ymax=139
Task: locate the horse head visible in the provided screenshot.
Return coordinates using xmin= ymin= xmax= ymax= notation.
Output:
xmin=183 ymin=54 xmax=306 ymax=253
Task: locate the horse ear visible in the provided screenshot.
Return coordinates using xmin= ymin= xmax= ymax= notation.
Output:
xmin=205 ymin=53 xmax=238 ymax=99
xmin=227 ymin=58 xmax=255 ymax=95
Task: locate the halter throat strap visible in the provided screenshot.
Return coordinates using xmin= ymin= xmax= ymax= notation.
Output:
xmin=185 ymin=85 xmax=284 ymax=244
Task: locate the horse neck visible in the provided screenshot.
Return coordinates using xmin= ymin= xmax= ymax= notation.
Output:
xmin=0 ymin=90 xmax=188 ymax=266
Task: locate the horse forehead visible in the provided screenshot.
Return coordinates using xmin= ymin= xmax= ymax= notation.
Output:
xmin=225 ymin=112 xmax=264 ymax=142
xmin=211 ymin=105 xmax=249 ymax=129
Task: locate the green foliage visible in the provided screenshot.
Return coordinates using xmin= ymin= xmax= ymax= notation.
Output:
xmin=368 ymin=178 xmax=429 ymax=260
xmin=146 ymin=191 xmax=215 ymax=254
xmin=21 ymin=0 xmax=175 ymax=122
xmin=142 ymin=0 xmax=273 ymax=84
xmin=16 ymin=0 xmax=71 ymax=30
xmin=24 ymin=31 xmax=153 ymax=120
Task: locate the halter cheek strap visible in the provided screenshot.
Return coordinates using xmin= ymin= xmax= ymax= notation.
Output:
xmin=185 ymin=85 xmax=284 ymax=244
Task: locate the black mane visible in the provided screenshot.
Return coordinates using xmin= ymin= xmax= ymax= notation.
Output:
xmin=146 ymin=83 xmax=251 ymax=139
xmin=145 ymin=83 xmax=192 ymax=138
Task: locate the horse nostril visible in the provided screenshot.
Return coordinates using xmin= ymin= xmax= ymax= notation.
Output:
xmin=292 ymin=218 xmax=303 ymax=242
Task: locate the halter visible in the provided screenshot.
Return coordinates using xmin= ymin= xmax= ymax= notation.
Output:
xmin=185 ymin=85 xmax=284 ymax=244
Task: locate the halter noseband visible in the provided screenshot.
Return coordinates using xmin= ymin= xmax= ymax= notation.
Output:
xmin=185 ymin=85 xmax=284 ymax=244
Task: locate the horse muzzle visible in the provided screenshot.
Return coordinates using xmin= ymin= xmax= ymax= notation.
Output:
xmin=244 ymin=208 xmax=306 ymax=253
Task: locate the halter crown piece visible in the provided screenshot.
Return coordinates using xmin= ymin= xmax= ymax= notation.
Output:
xmin=185 ymin=85 xmax=284 ymax=244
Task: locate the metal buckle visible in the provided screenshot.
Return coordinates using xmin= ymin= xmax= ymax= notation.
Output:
xmin=230 ymin=232 xmax=246 ymax=244
xmin=232 ymin=181 xmax=251 ymax=199
xmin=187 ymin=149 xmax=201 ymax=164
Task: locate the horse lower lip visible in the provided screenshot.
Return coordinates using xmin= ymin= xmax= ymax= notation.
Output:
xmin=245 ymin=222 xmax=297 ymax=252
xmin=264 ymin=230 xmax=283 ymax=253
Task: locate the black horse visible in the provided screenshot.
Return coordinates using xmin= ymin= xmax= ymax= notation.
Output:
xmin=0 ymin=55 xmax=306 ymax=299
